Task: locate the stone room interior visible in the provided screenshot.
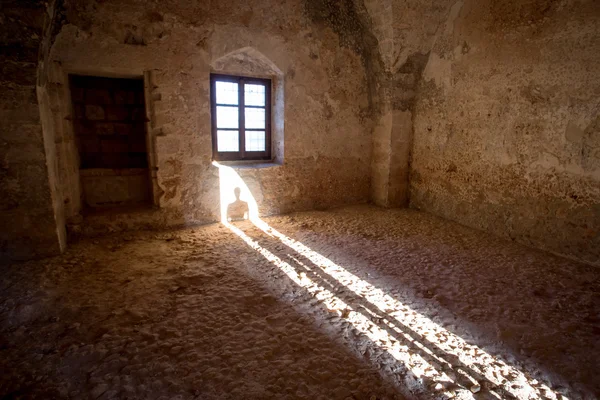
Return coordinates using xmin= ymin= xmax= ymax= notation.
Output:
xmin=0 ymin=0 xmax=598 ymax=399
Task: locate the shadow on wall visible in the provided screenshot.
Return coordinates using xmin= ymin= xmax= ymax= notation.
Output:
xmin=215 ymin=161 xmax=259 ymax=222
xmin=215 ymin=165 xmax=574 ymax=400
xmin=227 ymin=187 xmax=249 ymax=222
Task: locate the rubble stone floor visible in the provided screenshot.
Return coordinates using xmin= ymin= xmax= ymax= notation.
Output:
xmin=1 ymin=205 xmax=598 ymax=400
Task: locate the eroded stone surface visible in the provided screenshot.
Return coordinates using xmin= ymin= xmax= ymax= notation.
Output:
xmin=45 ymin=0 xmax=373 ymax=233
xmin=1 ymin=206 xmax=597 ymax=399
xmin=1 ymin=0 xmax=598 ymax=274
xmin=410 ymin=0 xmax=600 ymax=265
xmin=0 ymin=0 xmax=66 ymax=261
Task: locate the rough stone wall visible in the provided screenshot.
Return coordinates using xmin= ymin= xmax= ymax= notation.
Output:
xmin=47 ymin=0 xmax=372 ymax=232
xmin=0 ymin=0 xmax=66 ymax=261
xmin=410 ymin=0 xmax=600 ymax=265
xmin=366 ymin=0 xmax=453 ymax=207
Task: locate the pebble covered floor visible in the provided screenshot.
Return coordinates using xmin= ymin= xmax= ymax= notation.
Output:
xmin=1 ymin=206 xmax=598 ymax=399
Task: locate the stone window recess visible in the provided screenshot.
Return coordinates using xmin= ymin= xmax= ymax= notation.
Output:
xmin=210 ymin=73 xmax=272 ymax=161
xmin=70 ymin=75 xmax=148 ymax=169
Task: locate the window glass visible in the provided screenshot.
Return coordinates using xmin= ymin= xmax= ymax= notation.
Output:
xmin=217 ymin=130 xmax=239 ymax=152
xmin=211 ymin=74 xmax=271 ymax=160
xmin=245 ymin=84 xmax=266 ymax=106
xmin=245 ymin=131 xmax=266 ymax=151
xmin=245 ymin=108 xmax=265 ymax=129
xmin=216 ymin=106 xmax=239 ymax=129
xmin=215 ymin=81 xmax=238 ymax=105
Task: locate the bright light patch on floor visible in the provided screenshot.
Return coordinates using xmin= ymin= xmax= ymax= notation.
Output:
xmin=217 ymin=166 xmax=568 ymax=400
xmin=224 ymin=221 xmax=456 ymax=397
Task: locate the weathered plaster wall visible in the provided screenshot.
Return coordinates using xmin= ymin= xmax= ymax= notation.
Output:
xmin=366 ymin=0 xmax=452 ymax=207
xmin=0 ymin=0 xmax=66 ymax=261
xmin=45 ymin=0 xmax=373 ymax=233
xmin=411 ymin=0 xmax=600 ymax=265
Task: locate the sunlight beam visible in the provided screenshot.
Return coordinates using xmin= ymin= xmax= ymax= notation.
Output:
xmin=224 ymin=221 xmax=457 ymax=398
xmin=252 ymin=220 xmax=568 ymax=400
xmin=216 ymin=165 xmax=569 ymax=400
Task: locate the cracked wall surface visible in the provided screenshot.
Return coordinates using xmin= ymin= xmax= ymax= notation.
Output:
xmin=45 ymin=0 xmax=374 ymax=235
xmin=410 ymin=0 xmax=600 ymax=265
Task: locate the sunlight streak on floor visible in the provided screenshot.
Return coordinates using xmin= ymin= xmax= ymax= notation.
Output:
xmin=216 ymin=163 xmax=568 ymax=400
xmin=224 ymin=221 xmax=457 ymax=398
xmin=252 ymin=219 xmax=567 ymax=400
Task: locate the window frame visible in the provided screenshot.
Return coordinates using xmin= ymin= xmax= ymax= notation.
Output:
xmin=210 ymin=73 xmax=272 ymax=161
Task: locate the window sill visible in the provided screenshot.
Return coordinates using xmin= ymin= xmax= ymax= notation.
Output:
xmin=212 ymin=159 xmax=283 ymax=170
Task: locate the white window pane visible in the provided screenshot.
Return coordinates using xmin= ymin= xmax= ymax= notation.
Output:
xmin=215 ymin=81 xmax=238 ymax=105
xmin=217 ymin=130 xmax=239 ymax=152
xmin=246 ymin=131 xmax=266 ymax=152
xmin=245 ymin=84 xmax=266 ymax=106
xmin=217 ymin=106 xmax=239 ymax=128
xmin=245 ymin=108 xmax=265 ymax=129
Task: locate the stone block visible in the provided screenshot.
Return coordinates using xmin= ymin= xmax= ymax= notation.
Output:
xmin=0 ymin=104 xmax=40 ymax=126
xmin=0 ymin=44 xmax=38 ymax=63
xmin=157 ymin=136 xmax=180 ymax=154
xmin=0 ymin=61 xmax=37 ymax=85
xmin=17 ymin=165 xmax=52 ymax=207
xmin=152 ymin=112 xmax=172 ymax=127
xmin=3 ymin=142 xmax=46 ymax=164
xmin=0 ymin=85 xmax=37 ymax=111
xmin=0 ymin=124 xmax=42 ymax=145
